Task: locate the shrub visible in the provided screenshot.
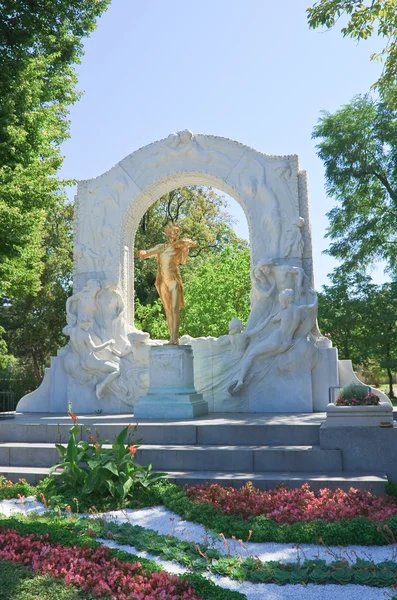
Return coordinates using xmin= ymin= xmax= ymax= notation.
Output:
xmin=335 ymin=384 xmax=379 ymax=406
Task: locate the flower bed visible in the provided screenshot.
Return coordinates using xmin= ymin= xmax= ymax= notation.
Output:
xmin=0 ymin=516 xmax=244 ymax=600
xmin=185 ymin=482 xmax=397 ymax=523
xmin=0 ymin=529 xmax=200 ymax=600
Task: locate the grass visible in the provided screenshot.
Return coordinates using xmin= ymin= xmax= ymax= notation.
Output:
xmin=0 ymin=561 xmax=95 ymax=600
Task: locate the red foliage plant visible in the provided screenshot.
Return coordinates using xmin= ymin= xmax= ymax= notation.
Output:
xmin=185 ymin=482 xmax=397 ymax=523
xmin=0 ymin=529 xmax=202 ymax=600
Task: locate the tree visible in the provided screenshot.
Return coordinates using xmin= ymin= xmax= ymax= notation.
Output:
xmin=134 ymin=187 xmax=242 ymax=305
xmin=318 ymin=270 xmax=375 ymax=363
xmin=0 ymin=201 xmax=73 ymax=395
xmin=0 ymin=0 xmax=110 ymax=298
xmin=365 ymin=281 xmax=397 ymax=397
xmin=307 ymin=0 xmax=397 ymax=102
xmin=312 ymin=94 xmax=397 ymax=275
xmin=318 ymin=272 xmax=397 ymax=397
xmin=182 ymin=244 xmax=251 ymax=337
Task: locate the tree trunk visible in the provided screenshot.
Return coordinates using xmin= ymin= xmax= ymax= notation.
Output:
xmin=387 ymin=367 xmax=395 ymax=399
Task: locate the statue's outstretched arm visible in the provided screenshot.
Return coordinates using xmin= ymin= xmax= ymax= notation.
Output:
xmin=138 ymin=243 xmax=163 ymax=259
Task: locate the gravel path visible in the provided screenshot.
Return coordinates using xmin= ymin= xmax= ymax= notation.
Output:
xmin=0 ymin=498 xmax=396 ymax=600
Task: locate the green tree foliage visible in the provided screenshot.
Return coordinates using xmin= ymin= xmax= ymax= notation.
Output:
xmin=182 ymin=244 xmax=251 ymax=337
xmin=318 ymin=272 xmax=397 ymax=397
xmin=0 ymin=202 xmax=73 ymax=396
xmin=307 ymin=0 xmax=397 ymax=102
xmin=134 ymin=187 xmax=242 ymax=305
xmin=312 ymin=94 xmax=397 ymax=275
xmin=0 ymin=0 xmax=110 ymax=298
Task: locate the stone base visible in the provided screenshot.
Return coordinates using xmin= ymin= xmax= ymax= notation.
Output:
xmin=134 ymin=344 xmax=208 ymax=419
xmin=326 ymin=402 xmax=394 ymax=427
xmin=134 ymin=393 xmax=208 ymax=419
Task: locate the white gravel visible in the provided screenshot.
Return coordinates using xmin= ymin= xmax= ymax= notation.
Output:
xmin=103 ymin=505 xmax=397 ymax=566
xmin=1 ymin=499 xmax=396 ymax=600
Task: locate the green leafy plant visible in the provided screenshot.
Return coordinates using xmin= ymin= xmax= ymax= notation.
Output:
xmin=0 ymin=477 xmax=35 ymax=500
xmin=335 ymin=384 xmax=380 ymax=406
xmin=46 ymin=418 xmax=167 ymax=504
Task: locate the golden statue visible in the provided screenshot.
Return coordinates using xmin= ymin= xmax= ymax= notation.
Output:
xmin=138 ymin=223 xmax=197 ymax=345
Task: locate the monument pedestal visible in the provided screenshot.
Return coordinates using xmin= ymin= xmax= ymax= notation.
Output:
xmin=134 ymin=345 xmax=208 ymax=419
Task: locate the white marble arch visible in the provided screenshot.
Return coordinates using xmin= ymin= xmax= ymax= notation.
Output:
xmin=18 ymin=130 xmax=333 ymax=415
xmin=74 ymin=130 xmax=313 ymax=321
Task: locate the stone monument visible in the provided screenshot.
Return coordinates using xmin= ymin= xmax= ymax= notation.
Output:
xmin=18 ymin=129 xmax=380 ymax=416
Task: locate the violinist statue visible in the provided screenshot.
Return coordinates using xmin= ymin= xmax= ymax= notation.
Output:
xmin=138 ymin=223 xmax=196 ymax=345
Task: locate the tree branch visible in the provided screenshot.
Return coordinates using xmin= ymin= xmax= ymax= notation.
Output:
xmin=190 ymin=244 xmax=218 ymax=257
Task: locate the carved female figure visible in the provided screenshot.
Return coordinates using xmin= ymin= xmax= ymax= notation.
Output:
xmin=66 ymin=279 xmax=102 ymax=327
xmin=63 ymin=314 xmax=120 ymax=399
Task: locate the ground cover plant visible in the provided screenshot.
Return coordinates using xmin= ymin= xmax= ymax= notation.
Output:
xmin=3 ymin=511 xmax=397 ymax=590
xmin=0 ymin=514 xmax=245 ymax=600
xmin=96 ymin=517 xmax=397 ymax=587
xmin=185 ymin=482 xmax=397 ymax=523
xmin=0 ymin=561 xmax=96 ymax=600
xmin=5 ymin=476 xmax=397 ymax=547
xmin=156 ymin=482 xmax=397 ymax=546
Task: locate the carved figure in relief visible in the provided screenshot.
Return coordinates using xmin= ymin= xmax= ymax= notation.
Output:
xmin=284 ymin=217 xmax=304 ymax=258
xmin=73 ymin=243 xmax=100 ymax=272
xmin=229 ymin=288 xmax=318 ymax=395
xmin=245 ymin=261 xmax=311 ymax=333
xmin=88 ymin=187 xmax=119 ymax=271
xmin=245 ymin=262 xmax=276 ymax=331
xmin=66 ymin=279 xmax=102 ymax=327
xmin=138 ymin=223 xmax=197 ymax=345
xmin=100 ymin=224 xmax=114 ymax=270
xmin=62 ymin=315 xmax=121 ymax=399
xmin=216 ymin=318 xmax=247 ymax=353
xmin=97 ymin=280 xmax=126 ymax=344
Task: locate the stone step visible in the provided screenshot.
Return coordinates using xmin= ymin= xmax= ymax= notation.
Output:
xmin=0 ymin=443 xmax=342 ymax=472
xmin=166 ymin=470 xmax=388 ymax=495
xmin=0 ymin=413 xmax=322 ymax=446
xmin=135 ymin=445 xmax=342 ymax=472
xmin=0 ymin=465 xmax=387 ymax=494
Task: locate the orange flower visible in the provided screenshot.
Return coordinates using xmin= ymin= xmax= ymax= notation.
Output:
xmin=128 ymin=445 xmax=137 ymax=456
xmin=68 ymin=412 xmax=78 ymax=423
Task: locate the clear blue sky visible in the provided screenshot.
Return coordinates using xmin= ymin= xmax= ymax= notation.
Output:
xmin=60 ymin=0 xmax=386 ymax=289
